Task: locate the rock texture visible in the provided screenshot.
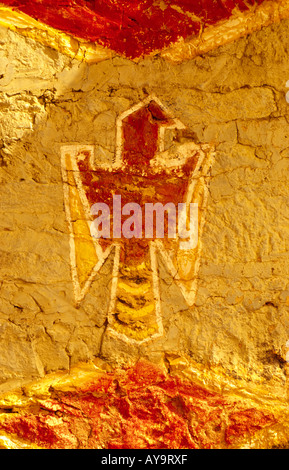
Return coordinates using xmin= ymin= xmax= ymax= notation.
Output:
xmin=0 ymin=361 xmax=287 ymax=449
xmin=0 ymin=8 xmax=289 ymax=448
xmin=0 ymin=0 xmax=268 ymax=59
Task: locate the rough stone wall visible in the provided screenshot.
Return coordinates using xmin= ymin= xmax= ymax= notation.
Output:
xmin=0 ymin=19 xmax=289 ymax=396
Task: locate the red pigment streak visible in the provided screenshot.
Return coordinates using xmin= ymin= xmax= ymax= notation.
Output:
xmin=77 ymin=99 xmax=198 ymax=268
xmin=0 ymin=361 xmax=277 ymax=449
xmin=0 ymin=0 xmax=266 ymax=58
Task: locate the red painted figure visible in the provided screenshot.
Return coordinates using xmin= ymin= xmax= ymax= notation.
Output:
xmin=77 ymin=99 xmax=199 ymax=341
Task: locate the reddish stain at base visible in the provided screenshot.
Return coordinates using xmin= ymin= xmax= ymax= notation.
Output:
xmin=0 ymin=361 xmax=277 ymax=449
xmin=0 ymin=0 xmax=266 ymax=58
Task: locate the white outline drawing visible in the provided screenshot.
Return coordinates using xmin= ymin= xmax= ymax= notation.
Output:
xmin=61 ymin=95 xmax=215 ymax=344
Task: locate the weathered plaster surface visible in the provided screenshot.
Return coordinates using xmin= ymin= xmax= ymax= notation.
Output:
xmin=0 ymin=19 xmax=289 ymax=407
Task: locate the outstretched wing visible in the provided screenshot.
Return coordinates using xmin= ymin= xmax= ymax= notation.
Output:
xmin=155 ymin=143 xmax=215 ymax=307
xmin=61 ymin=145 xmax=113 ymax=305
